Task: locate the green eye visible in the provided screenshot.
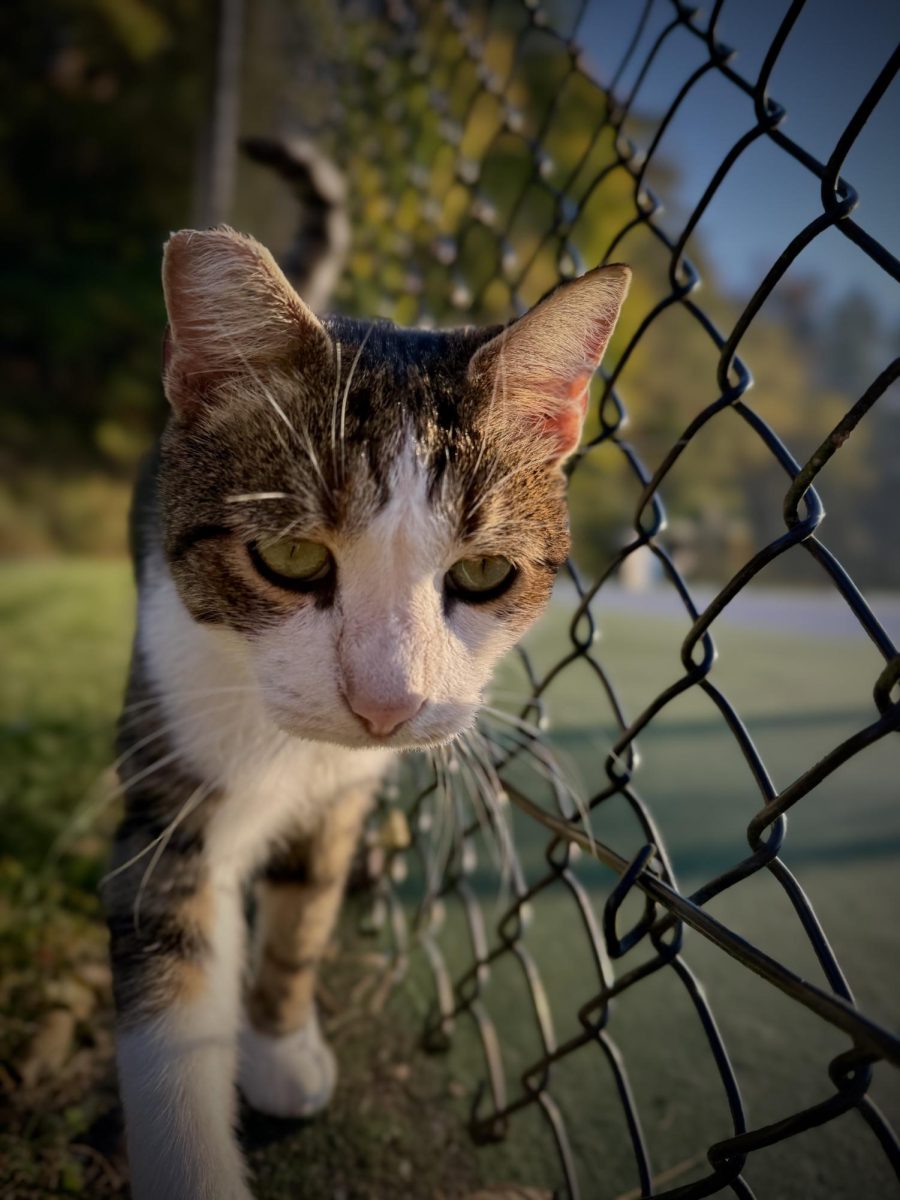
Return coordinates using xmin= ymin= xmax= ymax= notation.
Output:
xmin=251 ymin=538 xmax=333 ymax=588
xmin=447 ymin=555 xmax=515 ymax=601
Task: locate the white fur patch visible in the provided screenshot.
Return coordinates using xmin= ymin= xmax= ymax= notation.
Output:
xmin=116 ymin=880 xmax=251 ymax=1200
xmin=239 ymin=1010 xmax=336 ymax=1119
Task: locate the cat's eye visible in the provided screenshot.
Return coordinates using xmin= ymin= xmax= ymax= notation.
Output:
xmin=446 ymin=555 xmax=515 ymax=601
xmin=250 ymin=538 xmax=334 ymax=589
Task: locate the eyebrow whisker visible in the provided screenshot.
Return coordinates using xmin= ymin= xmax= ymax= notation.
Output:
xmin=225 ymin=492 xmax=291 ymax=504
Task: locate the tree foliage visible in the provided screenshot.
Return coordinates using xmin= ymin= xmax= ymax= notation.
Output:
xmin=0 ymin=0 xmax=212 ymax=549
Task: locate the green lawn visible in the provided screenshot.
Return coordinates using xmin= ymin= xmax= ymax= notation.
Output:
xmin=1 ymin=560 xmax=897 ymax=1199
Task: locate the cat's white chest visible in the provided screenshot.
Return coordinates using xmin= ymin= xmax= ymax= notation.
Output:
xmin=205 ymin=735 xmax=389 ymax=876
xmin=138 ymin=566 xmax=392 ymax=876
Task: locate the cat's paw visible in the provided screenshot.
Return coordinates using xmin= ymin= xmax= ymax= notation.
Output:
xmin=238 ymin=1012 xmax=337 ymax=1119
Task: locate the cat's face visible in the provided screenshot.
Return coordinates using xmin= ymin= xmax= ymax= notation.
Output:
xmin=158 ymin=229 xmax=629 ymax=750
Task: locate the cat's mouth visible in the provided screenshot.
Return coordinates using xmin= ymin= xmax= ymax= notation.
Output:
xmin=266 ymin=696 xmax=474 ymax=752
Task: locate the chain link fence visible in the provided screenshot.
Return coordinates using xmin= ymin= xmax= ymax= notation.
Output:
xmin=243 ymin=2 xmax=900 ymax=1195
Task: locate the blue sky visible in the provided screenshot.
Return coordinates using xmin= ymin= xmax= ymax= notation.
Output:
xmin=577 ymin=0 xmax=900 ymax=316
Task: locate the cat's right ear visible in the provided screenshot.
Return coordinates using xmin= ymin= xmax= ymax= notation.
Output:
xmin=162 ymin=226 xmax=330 ymax=413
xmin=467 ymin=264 xmax=631 ymax=465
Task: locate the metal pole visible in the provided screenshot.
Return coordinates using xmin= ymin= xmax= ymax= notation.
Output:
xmin=195 ymin=0 xmax=243 ymax=228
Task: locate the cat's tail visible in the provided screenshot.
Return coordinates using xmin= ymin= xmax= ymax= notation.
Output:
xmin=241 ymin=136 xmax=350 ymax=313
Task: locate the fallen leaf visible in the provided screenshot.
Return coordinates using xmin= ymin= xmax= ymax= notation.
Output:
xmin=46 ymin=977 xmax=96 ymax=1021
xmin=19 ymin=1008 xmax=75 ymax=1088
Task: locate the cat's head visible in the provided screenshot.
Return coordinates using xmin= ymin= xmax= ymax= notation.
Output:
xmin=158 ymin=227 xmax=629 ymax=750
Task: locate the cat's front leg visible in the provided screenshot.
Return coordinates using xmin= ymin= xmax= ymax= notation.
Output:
xmin=105 ymin=832 xmax=252 ymax=1200
xmin=240 ymin=789 xmax=371 ymax=1119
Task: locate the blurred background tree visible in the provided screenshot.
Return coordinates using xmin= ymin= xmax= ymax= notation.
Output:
xmin=0 ymin=0 xmax=213 ymax=552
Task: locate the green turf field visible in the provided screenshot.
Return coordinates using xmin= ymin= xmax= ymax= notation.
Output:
xmin=1 ymin=560 xmax=897 ymax=1198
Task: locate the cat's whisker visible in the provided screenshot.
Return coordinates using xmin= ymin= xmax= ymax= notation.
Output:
xmin=480 ymin=724 xmax=563 ymax=800
xmin=329 ymin=339 xmax=343 ymax=474
xmin=209 ymin=312 xmax=329 ymax=499
xmin=440 ymin=445 xmax=451 ymax=512
xmin=480 ymin=702 xmax=567 ymax=768
xmin=255 ymin=388 xmax=294 ymax=456
xmin=102 ymin=712 xmax=280 ymax=894
xmin=427 ymin=745 xmax=459 ymax=900
xmin=225 ymin=492 xmax=292 ymax=504
xmin=478 ymin=703 xmax=551 ymax=742
xmin=425 ymin=747 xmax=448 ymax=899
xmin=465 ymin=452 xmax=547 ymax=520
xmin=420 ymin=750 xmax=441 ymax=901
xmin=117 ymin=701 xmax=249 ymax=773
xmin=479 ymin=721 xmax=553 ymax=784
xmin=92 ymin=721 xmax=236 ymax=862
xmin=446 ymin=739 xmax=504 ymax=888
xmin=468 ymin=324 xmax=509 ymax=488
xmin=484 ymin=689 xmax=595 ymax=719
xmin=101 ymin=746 xmax=185 ymax=813
xmin=463 ymin=729 xmax=525 ymax=896
xmin=450 ymin=738 xmax=499 ymax=869
xmin=260 ymin=513 xmax=308 ymax=548
xmin=132 ymin=781 xmax=215 ymax=931
xmin=455 ymin=732 xmax=516 ymax=897
xmin=478 ymin=718 xmax=597 ymax=856
xmin=118 ymin=684 xmax=259 ymax=718
xmin=339 ymin=324 xmax=373 ymax=482
xmin=99 ymin=794 xmax=191 ymax=888
xmin=48 ymin=700 xmax=246 ymax=861
xmin=251 ymin=371 xmax=330 ymax=498
xmin=294 ymin=413 xmax=331 ymax=495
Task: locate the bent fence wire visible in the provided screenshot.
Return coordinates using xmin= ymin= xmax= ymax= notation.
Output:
xmin=252 ymin=1 xmax=900 ymax=1196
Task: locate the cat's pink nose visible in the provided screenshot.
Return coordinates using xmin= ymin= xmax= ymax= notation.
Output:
xmin=348 ymin=692 xmax=424 ymax=737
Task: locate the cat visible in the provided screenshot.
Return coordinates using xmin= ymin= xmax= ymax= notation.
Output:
xmin=104 ymin=224 xmax=630 ymax=1200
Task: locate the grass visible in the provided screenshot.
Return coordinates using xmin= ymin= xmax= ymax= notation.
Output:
xmin=0 ymin=559 xmax=897 ymax=1198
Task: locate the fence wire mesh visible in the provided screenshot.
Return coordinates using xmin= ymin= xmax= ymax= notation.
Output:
xmin=246 ymin=2 xmax=900 ymax=1196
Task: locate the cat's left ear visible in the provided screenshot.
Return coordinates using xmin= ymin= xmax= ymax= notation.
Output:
xmin=468 ymin=264 xmax=631 ymax=464
xmin=161 ymin=226 xmax=330 ymax=413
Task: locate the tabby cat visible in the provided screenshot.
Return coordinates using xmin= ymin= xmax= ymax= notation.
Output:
xmin=105 ymin=225 xmax=629 ymax=1199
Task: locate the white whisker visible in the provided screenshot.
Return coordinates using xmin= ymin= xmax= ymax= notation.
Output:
xmin=427 ymin=746 xmax=458 ymax=899
xmin=468 ymin=324 xmax=509 ymax=487
xmin=133 ymin=782 xmax=214 ymax=930
xmin=225 ymin=492 xmax=291 ymax=504
xmin=339 ymin=325 xmax=374 ymax=481
xmin=479 ymin=716 xmax=596 ymax=855
xmin=294 ymin=413 xmax=330 ymax=493
xmin=451 ymin=738 xmax=497 ymax=867
xmin=465 ymin=730 xmax=526 ymax=893
xmin=466 ymin=454 xmax=545 ymax=520
xmin=479 ymin=703 xmax=549 ymax=740
xmin=102 ymin=713 xmax=287 ymax=899
xmin=261 ymin=513 xmax=307 ymax=548
xmin=48 ymin=699 xmax=243 ymax=862
xmin=456 ymin=733 xmax=517 ymax=900
xmin=118 ymin=684 xmax=257 ymax=719
xmin=330 ymin=339 xmax=343 ymax=473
